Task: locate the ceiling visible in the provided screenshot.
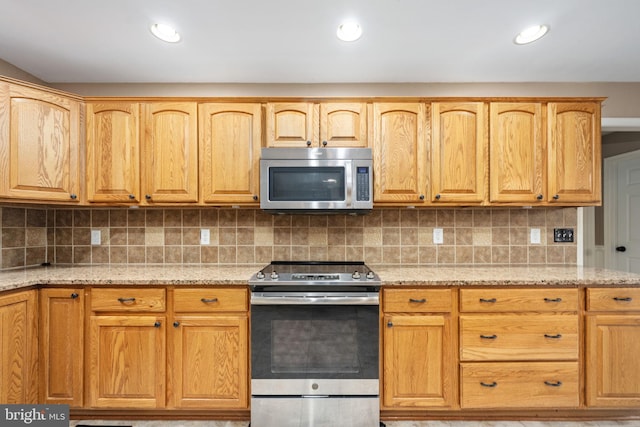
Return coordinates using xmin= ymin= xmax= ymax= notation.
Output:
xmin=1 ymin=0 xmax=639 ymax=84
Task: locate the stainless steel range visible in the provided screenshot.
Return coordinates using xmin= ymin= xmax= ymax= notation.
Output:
xmin=249 ymin=261 xmax=382 ymax=427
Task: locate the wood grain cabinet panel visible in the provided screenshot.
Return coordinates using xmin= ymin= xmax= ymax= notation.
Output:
xmin=0 ymin=82 xmax=81 ymax=202
xmin=319 ymin=102 xmax=368 ymax=148
xmin=383 ymin=288 xmax=452 ymax=313
xmin=266 ymin=102 xmax=317 ymax=147
xmin=460 ymin=288 xmax=579 ymax=312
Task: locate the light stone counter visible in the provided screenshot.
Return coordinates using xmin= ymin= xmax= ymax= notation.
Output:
xmin=1 ymin=264 xmax=640 ymax=293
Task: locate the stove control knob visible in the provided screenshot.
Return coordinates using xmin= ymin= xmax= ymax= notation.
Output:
xmin=256 ymin=271 xmax=265 ymax=280
xmin=270 ymin=271 xmax=279 ymax=280
xmin=366 ymin=271 xmax=376 ymax=280
xmin=352 ymin=271 xmax=361 ymax=279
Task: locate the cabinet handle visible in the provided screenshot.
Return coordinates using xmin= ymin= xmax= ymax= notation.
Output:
xmin=536 ymin=194 xmax=543 ymax=200
xmin=544 ymin=334 xmax=562 ymax=339
xmin=409 ymin=298 xmax=427 ymax=303
xmin=544 ymin=297 xmax=563 ymax=303
xmin=544 ymin=381 xmax=563 ymax=387
xmin=480 ymin=381 xmax=497 ymax=388
xmin=145 ymin=194 xmax=151 ymax=200
xmin=613 ymin=297 xmax=633 ymax=302
xmin=480 ymin=334 xmax=497 ymax=340
xmin=128 ymin=194 xmax=136 ymax=200
xmin=479 ymin=298 xmax=497 ymax=303
xmin=173 ymin=321 xmax=180 ymax=328
xmin=70 ymin=194 xmax=78 ymax=200
xmin=154 ymin=321 xmax=161 ymax=328
xmin=117 ymin=297 xmax=136 ymax=304
xmin=322 ymin=140 xmax=328 ymax=146
xmin=387 ymin=321 xmax=393 ymax=328
xmin=435 ymin=194 xmax=441 ymax=200
xmin=201 ymin=297 xmax=219 ymax=303
xmin=306 ymin=140 xmax=312 ymax=146
xmin=553 ymin=194 xmax=560 ymax=200
xmin=70 ymin=292 xmax=79 ymax=299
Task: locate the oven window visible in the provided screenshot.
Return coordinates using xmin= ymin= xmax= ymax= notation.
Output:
xmin=251 ymin=305 xmax=379 ymax=380
xmin=269 ymin=167 xmax=345 ymax=201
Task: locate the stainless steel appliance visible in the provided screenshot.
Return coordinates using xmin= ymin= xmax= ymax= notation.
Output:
xmin=259 ymin=147 xmax=373 ymax=214
xmin=249 ymin=261 xmax=382 ymax=427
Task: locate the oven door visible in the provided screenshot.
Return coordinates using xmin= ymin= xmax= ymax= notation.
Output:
xmin=250 ymin=292 xmax=379 ymax=389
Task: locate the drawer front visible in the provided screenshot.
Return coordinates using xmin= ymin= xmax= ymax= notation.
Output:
xmin=91 ymin=288 xmax=166 ymax=312
xmin=460 ymin=288 xmax=578 ymax=312
xmin=383 ymin=289 xmax=452 ymax=313
xmin=460 ymin=362 xmax=579 ymax=408
xmin=587 ymin=288 xmax=640 ymax=312
xmin=173 ymin=288 xmax=248 ymax=312
xmin=460 ymin=314 xmax=578 ymax=361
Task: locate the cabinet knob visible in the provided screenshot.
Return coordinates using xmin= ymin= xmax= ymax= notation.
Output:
xmin=128 ymin=194 xmax=136 ymax=200
xmin=154 ymin=321 xmax=161 ymax=328
xmin=387 ymin=321 xmax=393 ymax=328
xmin=536 ymin=194 xmax=543 ymax=200
xmin=419 ymin=194 xmax=425 ymax=200
xmin=322 ymin=140 xmax=328 ymax=146
xmin=173 ymin=321 xmax=180 ymax=328
xmin=145 ymin=194 xmax=151 ymax=200
xmin=306 ymin=140 xmax=312 ymax=146
xmin=553 ymin=194 xmax=560 ymax=200
xmin=435 ymin=194 xmax=441 ymax=200
xmin=70 ymin=194 xmax=78 ymax=200
xmin=70 ymin=292 xmax=79 ymax=299
xmin=253 ymin=195 xmax=258 ymax=201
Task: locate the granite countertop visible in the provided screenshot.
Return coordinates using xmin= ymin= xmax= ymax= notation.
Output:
xmin=1 ymin=264 xmax=640 ymax=293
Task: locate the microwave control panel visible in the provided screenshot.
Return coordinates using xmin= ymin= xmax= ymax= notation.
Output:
xmin=356 ymin=166 xmax=371 ymax=201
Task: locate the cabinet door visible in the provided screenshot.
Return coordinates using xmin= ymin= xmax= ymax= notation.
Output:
xmin=0 ymin=290 xmax=38 ymax=403
xmin=431 ymin=102 xmax=487 ymax=204
xmin=86 ymin=102 xmax=140 ymax=203
xmin=39 ymin=288 xmax=84 ymax=407
xmin=200 ymin=103 xmax=262 ymax=204
xmin=383 ymin=314 xmax=454 ymax=408
xmin=88 ymin=315 xmax=166 ymax=408
xmin=0 ymin=83 xmax=80 ymax=202
xmin=372 ymin=103 xmax=428 ymax=204
xmin=490 ymin=102 xmax=545 ymax=203
xmin=548 ymin=102 xmax=601 ymax=204
xmin=266 ymin=102 xmax=318 ymax=147
xmin=319 ymin=102 xmax=368 ymax=147
xmin=169 ymin=314 xmax=249 ymax=409
xmin=586 ymin=314 xmax=640 ymax=407
xmin=142 ymin=102 xmax=198 ymax=203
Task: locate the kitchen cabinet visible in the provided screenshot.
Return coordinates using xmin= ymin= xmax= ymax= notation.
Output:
xmin=548 ymin=101 xmax=601 ymax=204
xmin=88 ymin=287 xmax=167 ymax=408
xmin=459 ymin=288 xmax=579 ymax=409
xmin=0 ymin=289 xmax=38 ymax=403
xmin=586 ymin=288 xmax=640 ymax=407
xmin=382 ymin=288 xmax=455 ymax=408
xmin=39 ymin=288 xmax=84 ymax=407
xmin=0 ymin=81 xmax=81 ymax=203
xmin=372 ymin=103 xmax=428 ymax=204
xmin=169 ymin=288 xmax=249 ymax=409
xmin=266 ymin=102 xmax=368 ymax=148
xmin=489 ymin=102 xmax=546 ymax=204
xmin=199 ymin=103 xmax=262 ymax=204
xmin=430 ymin=102 xmax=487 ymax=204
xmin=87 ymin=101 xmax=198 ymax=205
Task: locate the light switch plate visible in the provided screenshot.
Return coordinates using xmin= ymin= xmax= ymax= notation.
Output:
xmin=433 ymin=228 xmax=444 ymax=245
xmin=200 ymin=229 xmax=210 ymax=245
xmin=91 ymin=229 xmax=101 ymax=246
xmin=530 ymin=228 xmax=541 ymax=244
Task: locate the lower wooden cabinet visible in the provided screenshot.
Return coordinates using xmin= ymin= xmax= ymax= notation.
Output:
xmin=0 ymin=289 xmax=38 ymax=403
xmin=39 ymin=288 xmax=84 ymax=406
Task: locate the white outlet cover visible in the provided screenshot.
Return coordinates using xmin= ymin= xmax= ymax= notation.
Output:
xmin=530 ymin=228 xmax=541 ymax=244
xmin=200 ymin=229 xmax=210 ymax=245
xmin=433 ymin=228 xmax=444 ymax=245
xmin=91 ymin=229 xmax=101 ymax=246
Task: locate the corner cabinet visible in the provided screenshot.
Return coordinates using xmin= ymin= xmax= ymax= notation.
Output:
xmin=372 ymin=103 xmax=428 ymax=204
xmin=0 ymin=289 xmax=38 ymax=404
xmin=586 ymin=288 xmax=640 ymax=407
xmin=199 ymin=103 xmax=263 ymax=204
xmin=0 ymin=81 xmax=81 ymax=203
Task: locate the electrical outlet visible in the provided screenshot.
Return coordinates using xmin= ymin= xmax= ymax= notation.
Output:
xmin=530 ymin=228 xmax=541 ymax=244
xmin=554 ymin=228 xmax=574 ymax=243
xmin=91 ymin=229 xmax=101 ymax=246
xmin=200 ymin=229 xmax=210 ymax=245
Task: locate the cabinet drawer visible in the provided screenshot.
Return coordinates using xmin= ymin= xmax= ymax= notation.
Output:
xmin=383 ymin=289 xmax=452 ymax=312
xmin=460 ymin=288 xmax=578 ymax=312
xmin=460 ymin=362 xmax=579 ymax=408
xmin=173 ymin=288 xmax=248 ymax=312
xmin=460 ymin=314 xmax=578 ymax=361
xmin=91 ymin=288 xmax=166 ymax=312
xmin=587 ymin=288 xmax=640 ymax=312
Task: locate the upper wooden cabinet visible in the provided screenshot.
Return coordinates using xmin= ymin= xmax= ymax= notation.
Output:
xmin=372 ymin=103 xmax=428 ymax=204
xmin=86 ymin=101 xmax=198 ymax=205
xmin=199 ymin=103 xmax=262 ymax=204
xmin=0 ymin=82 xmax=81 ymax=203
xmin=490 ymin=102 xmax=546 ymax=204
xmin=266 ymin=102 xmax=368 ymax=148
xmin=548 ymin=102 xmax=601 ymax=204
xmin=431 ymin=102 xmax=488 ymax=204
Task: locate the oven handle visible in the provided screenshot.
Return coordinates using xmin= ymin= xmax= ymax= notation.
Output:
xmin=251 ymin=292 xmax=379 ymax=305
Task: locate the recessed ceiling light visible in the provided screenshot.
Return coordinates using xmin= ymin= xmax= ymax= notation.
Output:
xmin=514 ymin=24 xmax=549 ymax=45
xmin=337 ymin=21 xmax=362 ymax=42
xmin=150 ymin=23 xmax=181 ymax=43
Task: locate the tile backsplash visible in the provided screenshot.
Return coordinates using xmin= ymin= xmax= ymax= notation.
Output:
xmin=0 ymin=206 xmax=577 ymax=270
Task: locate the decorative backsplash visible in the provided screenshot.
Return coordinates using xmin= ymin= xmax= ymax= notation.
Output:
xmin=0 ymin=206 xmax=577 ymax=270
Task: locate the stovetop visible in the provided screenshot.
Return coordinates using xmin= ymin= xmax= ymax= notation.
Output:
xmin=248 ymin=261 xmax=381 ymax=287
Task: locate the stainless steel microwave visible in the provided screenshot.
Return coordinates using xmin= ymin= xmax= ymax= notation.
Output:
xmin=259 ymin=147 xmax=373 ymax=214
